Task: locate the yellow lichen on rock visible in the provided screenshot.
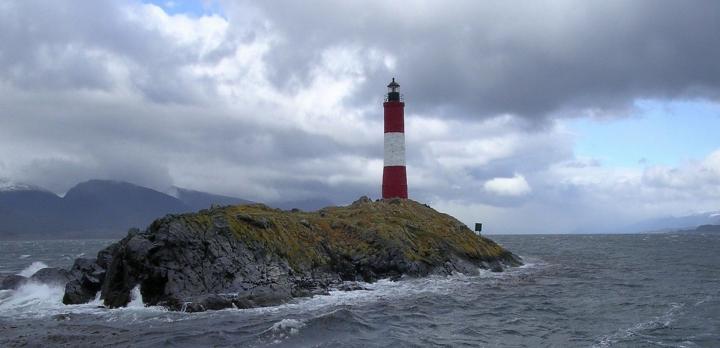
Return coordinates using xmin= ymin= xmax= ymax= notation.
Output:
xmin=181 ymin=197 xmax=518 ymax=275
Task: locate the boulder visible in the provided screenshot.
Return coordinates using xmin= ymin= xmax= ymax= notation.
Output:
xmin=29 ymin=268 xmax=72 ymax=285
xmin=1 ymin=275 xmax=27 ymax=290
xmin=63 ymin=258 xmax=107 ymax=305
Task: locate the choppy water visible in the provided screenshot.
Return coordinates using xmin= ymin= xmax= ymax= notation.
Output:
xmin=1 ymin=234 xmax=718 ymax=347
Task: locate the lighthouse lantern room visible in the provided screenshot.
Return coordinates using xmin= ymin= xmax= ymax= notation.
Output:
xmin=382 ymin=78 xmax=408 ymax=199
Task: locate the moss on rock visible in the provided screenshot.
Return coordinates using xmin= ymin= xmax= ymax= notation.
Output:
xmin=173 ymin=197 xmax=519 ymax=276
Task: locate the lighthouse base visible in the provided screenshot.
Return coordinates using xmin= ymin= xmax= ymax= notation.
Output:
xmin=382 ymin=166 xmax=408 ymax=199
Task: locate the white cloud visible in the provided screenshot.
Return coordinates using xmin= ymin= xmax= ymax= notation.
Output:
xmin=0 ymin=1 xmax=719 ymax=234
xmin=483 ymin=174 xmax=532 ymax=196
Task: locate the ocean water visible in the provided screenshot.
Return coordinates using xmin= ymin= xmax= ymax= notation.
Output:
xmin=0 ymin=234 xmax=718 ymax=347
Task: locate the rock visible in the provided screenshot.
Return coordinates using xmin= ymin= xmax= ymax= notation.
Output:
xmin=96 ymin=243 xmax=117 ymax=269
xmin=490 ymin=263 xmax=504 ymax=273
xmin=1 ymin=275 xmax=27 ymax=290
xmin=29 ymin=268 xmax=72 ymax=285
xmin=193 ymin=294 xmax=234 ymax=311
xmin=63 ymin=258 xmax=106 ymax=305
xmin=63 ymin=198 xmax=522 ymax=311
xmin=213 ymin=215 xmax=229 ymax=228
xmin=351 ymin=196 xmax=372 ymax=205
xmin=181 ymin=302 xmax=205 ymax=313
xmin=3 ymin=264 xmax=89 ymax=291
xmin=236 ymin=213 xmax=272 ymax=229
xmin=64 ymin=280 xmax=94 ymax=305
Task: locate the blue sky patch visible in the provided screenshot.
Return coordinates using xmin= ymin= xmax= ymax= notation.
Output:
xmin=566 ymin=100 xmax=720 ymax=167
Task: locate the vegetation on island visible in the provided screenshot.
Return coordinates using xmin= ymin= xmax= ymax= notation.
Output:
xmin=170 ymin=196 xmax=515 ymax=274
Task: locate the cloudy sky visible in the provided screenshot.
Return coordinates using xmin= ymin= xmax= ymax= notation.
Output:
xmin=1 ymin=0 xmax=719 ymax=233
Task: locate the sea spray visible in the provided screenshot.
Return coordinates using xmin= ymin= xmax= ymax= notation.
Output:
xmin=261 ymin=318 xmax=307 ymax=344
xmin=127 ymin=285 xmax=144 ymax=308
xmin=17 ymin=261 xmax=48 ymax=277
xmin=0 ymin=283 xmax=65 ymax=318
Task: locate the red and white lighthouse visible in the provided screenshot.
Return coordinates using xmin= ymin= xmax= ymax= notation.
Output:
xmin=382 ymin=78 xmax=408 ymax=199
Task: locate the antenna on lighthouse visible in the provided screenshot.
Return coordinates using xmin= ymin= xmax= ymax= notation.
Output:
xmin=382 ymin=78 xmax=408 ymax=199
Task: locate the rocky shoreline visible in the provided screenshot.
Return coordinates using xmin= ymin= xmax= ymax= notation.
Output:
xmin=3 ymin=197 xmax=521 ymax=312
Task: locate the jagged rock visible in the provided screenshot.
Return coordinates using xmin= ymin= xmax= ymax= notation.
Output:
xmin=1 ymin=275 xmax=27 ymax=290
xmin=96 ymin=243 xmax=117 ymax=269
xmin=193 ymin=294 xmax=233 ymax=311
xmin=63 ymin=198 xmax=522 ymax=311
xmin=63 ymin=258 xmax=106 ymax=305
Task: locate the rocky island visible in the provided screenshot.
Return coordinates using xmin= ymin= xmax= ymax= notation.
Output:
xmin=12 ymin=197 xmax=521 ymax=312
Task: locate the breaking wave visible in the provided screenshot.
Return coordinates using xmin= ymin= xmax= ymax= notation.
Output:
xmin=17 ymin=261 xmax=48 ymax=277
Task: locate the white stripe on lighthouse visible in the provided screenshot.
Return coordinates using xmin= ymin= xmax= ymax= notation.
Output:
xmin=384 ymin=132 xmax=405 ymax=166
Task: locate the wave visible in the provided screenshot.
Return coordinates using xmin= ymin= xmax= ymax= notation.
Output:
xmin=17 ymin=261 xmax=48 ymax=277
xmin=593 ymin=302 xmax=684 ymax=347
xmin=0 ymin=276 xmax=157 ymax=321
xmin=0 ymin=257 xmax=547 ymax=329
xmin=245 ymin=259 xmax=548 ymax=320
xmin=256 ymin=308 xmax=373 ymax=346
xmin=261 ymin=318 xmax=307 ymax=344
xmin=0 ymin=282 xmax=66 ymax=318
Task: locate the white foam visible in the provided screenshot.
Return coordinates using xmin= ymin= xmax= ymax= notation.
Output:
xmin=18 ymin=261 xmax=48 ymax=277
xmin=0 ymin=281 xmax=171 ymax=322
xmin=263 ymin=318 xmax=307 ymax=344
xmin=593 ymin=302 xmax=684 ymax=347
xmin=0 ymin=282 xmax=65 ymax=318
xmin=0 ymin=259 xmax=547 ymax=326
xmin=271 ymin=318 xmax=306 ymax=334
xmin=127 ymin=285 xmax=145 ymax=308
xmin=19 ymin=254 xmax=31 ymax=259
xmin=250 ymin=269 xmax=529 ymax=316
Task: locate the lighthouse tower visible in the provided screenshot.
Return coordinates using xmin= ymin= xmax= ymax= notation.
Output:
xmin=382 ymin=78 xmax=408 ymax=199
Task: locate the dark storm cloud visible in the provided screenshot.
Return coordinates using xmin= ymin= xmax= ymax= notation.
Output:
xmin=1 ymin=0 xmax=719 ymax=233
xmin=245 ymin=0 xmax=720 ymax=119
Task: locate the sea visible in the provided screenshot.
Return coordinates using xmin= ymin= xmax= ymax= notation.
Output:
xmin=0 ymin=234 xmax=718 ymax=347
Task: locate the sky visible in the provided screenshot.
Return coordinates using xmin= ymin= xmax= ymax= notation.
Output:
xmin=0 ymin=0 xmax=719 ymax=234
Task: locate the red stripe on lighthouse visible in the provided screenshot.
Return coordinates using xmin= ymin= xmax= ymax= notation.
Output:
xmin=382 ymin=166 xmax=407 ymax=199
xmin=383 ymin=102 xmax=404 ymax=133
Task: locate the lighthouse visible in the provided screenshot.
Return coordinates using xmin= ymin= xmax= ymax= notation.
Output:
xmin=382 ymin=78 xmax=408 ymax=199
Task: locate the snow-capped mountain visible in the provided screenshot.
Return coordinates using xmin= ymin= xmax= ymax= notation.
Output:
xmin=0 ymin=178 xmax=50 ymax=193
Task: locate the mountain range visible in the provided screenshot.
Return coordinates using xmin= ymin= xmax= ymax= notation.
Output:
xmin=0 ymin=179 xmax=332 ymax=240
xmin=624 ymin=211 xmax=720 ymax=233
